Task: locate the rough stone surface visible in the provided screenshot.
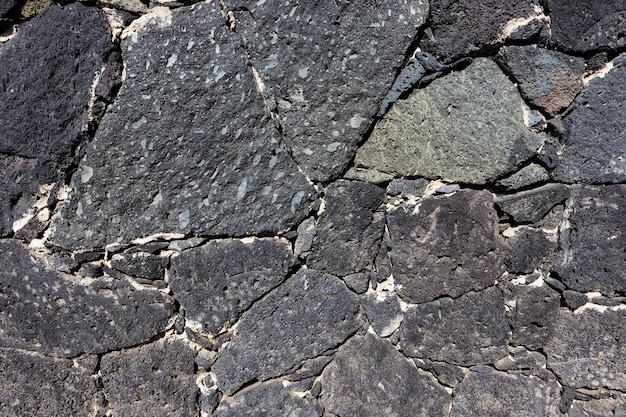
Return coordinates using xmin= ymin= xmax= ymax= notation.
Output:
xmin=110 ymin=251 xmax=165 ymax=280
xmin=548 ymin=0 xmax=626 ymax=52
xmin=399 ymin=287 xmax=509 ymax=366
xmin=545 ymin=308 xmax=626 ymax=390
xmin=554 ymin=57 xmax=626 ymax=183
xmin=450 ymin=370 xmax=562 ymax=417
xmin=0 ymin=240 xmax=175 ymax=357
xmin=49 ymin=3 xmax=314 ymax=250
xmin=320 ymin=333 xmax=451 ymax=417
xmin=100 ymin=337 xmax=198 ymax=417
xmin=212 ymin=269 xmax=360 ymax=395
xmin=355 ymin=59 xmax=545 ymax=184
xmin=169 ymin=237 xmax=297 ymax=334
xmin=294 ymin=217 xmax=316 ymax=256
xmin=0 ymin=348 xmax=98 ymax=416
xmin=224 ymin=0 xmax=428 ymax=181
xmin=496 ymin=183 xmax=570 ymax=223
xmin=387 ymin=190 xmax=501 ymax=303
xmin=503 ymin=226 xmax=555 ymax=274
xmin=568 ymin=396 xmax=626 ymax=417
xmin=360 ymin=290 xmax=403 ymax=337
xmin=307 ymin=180 xmax=385 ymax=276
xmin=495 ymin=346 xmax=547 ymax=371
xmin=496 ymin=46 xmax=584 ymax=115
xmin=555 ymin=185 xmax=626 ymax=294
xmin=496 ymin=163 xmax=550 ymax=190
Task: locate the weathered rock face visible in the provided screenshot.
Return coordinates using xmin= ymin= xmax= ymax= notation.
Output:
xmin=320 ymin=333 xmax=451 ymax=417
xmin=224 ymin=0 xmax=428 ymax=181
xmin=387 ymin=190 xmax=501 ymax=303
xmin=212 ymin=269 xmax=360 ymax=395
xmin=554 ymin=57 xmax=626 ymax=183
xmin=0 ymin=240 xmax=175 ymax=357
xmin=355 ymin=59 xmax=545 ymax=184
xmin=49 ymin=3 xmax=314 ymax=250
xmin=496 ymin=183 xmax=570 ymax=223
xmin=169 ymin=237 xmax=297 ymax=334
xmin=503 ymin=226 xmax=555 ymax=274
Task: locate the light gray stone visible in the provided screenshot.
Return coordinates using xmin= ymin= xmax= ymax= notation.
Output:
xmin=360 ymin=290 xmax=403 ymax=337
xmin=496 ymin=163 xmax=550 ymax=190
xmin=496 ymin=183 xmax=570 ymax=223
xmin=294 ymin=217 xmax=316 ymax=256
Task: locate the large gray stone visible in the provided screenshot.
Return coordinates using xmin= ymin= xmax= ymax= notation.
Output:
xmin=554 ymin=57 xmax=626 ymax=183
xmin=0 ymin=348 xmax=99 ymax=416
xmin=355 ymin=58 xmax=545 ymax=184
xmin=399 ymin=287 xmax=509 ymax=366
xmin=49 ymin=3 xmax=314 ymax=250
xmin=169 ymin=237 xmax=297 ymax=334
xmin=496 ymin=46 xmax=584 ymax=115
xmin=0 ymin=240 xmax=175 ymax=357
xmin=555 ymin=185 xmax=626 ymax=294
xmin=387 ymin=190 xmax=501 ymax=304
xmin=100 ymin=337 xmax=198 ymax=417
xmin=450 ymin=370 xmax=562 ymax=417
xmin=224 ymin=0 xmax=428 ymax=181
xmin=320 ymin=333 xmax=451 ymax=417
xmin=212 ymin=269 xmax=360 ymax=395
xmin=545 ymin=308 xmax=626 ymax=390
xmin=307 ymin=180 xmax=385 ymax=276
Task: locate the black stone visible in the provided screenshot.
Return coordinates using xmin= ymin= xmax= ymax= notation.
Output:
xmin=496 ymin=184 xmax=570 ymax=224
xmin=342 ymin=272 xmax=371 ymax=294
xmin=503 ymin=226 xmax=555 ymax=274
xmin=360 ymin=290 xmax=403 ymax=337
xmin=562 ymin=290 xmax=588 ymax=310
xmin=110 ymin=252 xmax=165 ymax=280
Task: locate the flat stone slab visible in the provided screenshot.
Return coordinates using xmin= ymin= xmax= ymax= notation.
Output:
xmin=0 ymin=348 xmax=98 ymax=416
xmin=545 ymin=307 xmax=626 ymax=390
xmin=399 ymin=287 xmax=509 ymax=366
xmin=0 ymin=240 xmax=175 ymax=357
xmin=49 ymin=3 xmax=314 ymax=250
xmin=355 ymin=58 xmax=545 ymax=184
xmin=496 ymin=183 xmax=570 ymax=224
xmin=320 ymin=333 xmax=451 ymax=417
xmin=223 ymin=0 xmax=428 ymax=181
xmin=169 ymin=237 xmax=297 ymax=334
xmin=360 ymin=290 xmax=403 ymax=337
xmin=100 ymin=337 xmax=198 ymax=417
xmin=307 ymin=180 xmax=385 ymax=276
xmin=554 ymin=56 xmax=626 ymax=183
xmin=503 ymin=226 xmax=556 ymax=274
xmin=387 ymin=190 xmax=501 ymax=303
xmin=212 ymin=269 xmax=360 ymax=395
xmin=450 ymin=370 xmax=561 ymax=417
xmin=555 ymin=185 xmax=626 ymax=294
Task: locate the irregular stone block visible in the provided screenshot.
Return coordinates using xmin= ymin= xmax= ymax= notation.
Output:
xmin=110 ymin=251 xmax=165 ymax=280
xmin=320 ymin=333 xmax=451 ymax=417
xmin=421 ymin=0 xmax=539 ymax=62
xmin=496 ymin=46 xmax=584 ymax=115
xmin=169 ymin=237 xmax=297 ymax=334
xmin=223 ymin=0 xmax=428 ymax=181
xmin=355 ymin=59 xmax=545 ymax=184
xmin=360 ymin=290 xmax=403 ymax=337
xmin=399 ymin=287 xmax=509 ymax=366
xmin=548 ymin=0 xmax=626 ymax=52
xmin=0 ymin=348 xmax=98 ymax=416
xmin=0 ymin=240 xmax=175 ymax=357
xmin=496 ymin=163 xmax=549 ymax=190
xmin=386 ymin=178 xmax=429 ymax=197
xmin=495 ymin=346 xmax=547 ymax=371
xmin=496 ymin=183 xmax=570 ymax=223
xmin=49 ymin=3 xmax=314 ymax=250
xmin=100 ymin=337 xmax=198 ymax=417
xmin=212 ymin=269 xmax=360 ymax=395
xmin=342 ymin=272 xmax=371 ymax=294
xmin=568 ymin=395 xmax=626 ymax=417
xmin=554 ymin=57 xmax=626 ymax=183
xmin=294 ymin=217 xmax=316 ymax=256
xmin=307 ymin=180 xmax=385 ymax=276
xmin=450 ymin=370 xmax=562 ymax=417
xmin=545 ymin=308 xmax=626 ymax=390
xmin=555 ymin=185 xmax=626 ymax=294
xmin=387 ymin=190 xmax=501 ymax=304
xmin=503 ymin=226 xmax=555 ymax=274
xmin=212 ymin=379 xmax=322 ymax=417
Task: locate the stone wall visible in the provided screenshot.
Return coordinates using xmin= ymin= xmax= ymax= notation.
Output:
xmin=1 ymin=0 xmax=625 ymax=415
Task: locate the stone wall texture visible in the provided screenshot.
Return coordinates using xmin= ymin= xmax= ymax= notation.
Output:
xmin=1 ymin=0 xmax=625 ymax=416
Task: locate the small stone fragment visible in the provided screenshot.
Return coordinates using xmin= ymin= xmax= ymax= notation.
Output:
xmin=562 ymin=290 xmax=588 ymax=310
xmin=342 ymin=272 xmax=371 ymax=294
xmin=494 ymin=346 xmax=547 ymax=371
xmin=110 ymin=251 xmax=165 ymax=280
xmin=496 ymin=163 xmax=550 ymax=190
xmin=503 ymin=226 xmax=555 ymax=274
xmin=378 ymin=59 xmax=427 ymax=116
xmin=386 ymin=178 xmax=429 ymax=197
xmin=417 ymin=360 xmax=467 ymax=388
xmin=343 ymin=167 xmax=395 ymax=184
xmin=360 ymin=290 xmax=403 ymax=337
xmin=495 ymin=183 xmax=570 ymax=223
xmin=294 ymin=217 xmax=316 ymax=256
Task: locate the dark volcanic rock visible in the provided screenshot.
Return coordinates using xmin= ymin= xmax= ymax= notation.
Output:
xmin=554 ymin=57 xmax=626 ymax=183
xmin=100 ymin=337 xmax=198 ymax=417
xmin=496 ymin=46 xmax=584 ymax=115
xmin=0 ymin=0 xmax=20 ymax=17
xmin=450 ymin=370 xmax=561 ymax=417
xmin=545 ymin=308 xmax=626 ymax=390
xmin=555 ymin=185 xmax=626 ymax=294
xmin=496 ymin=183 xmax=570 ymax=223
xmin=0 ymin=348 xmax=98 ymax=416
xmin=110 ymin=251 xmax=165 ymax=280
xmin=503 ymin=226 xmax=555 ymax=274
xmin=496 ymin=163 xmax=550 ymax=191
xmin=0 ymin=240 xmax=175 ymax=357
xmin=548 ymin=0 xmax=626 ymax=52
xmin=169 ymin=237 xmax=297 ymax=334
xmin=49 ymin=3 xmax=314 ymax=250
xmin=320 ymin=333 xmax=451 ymax=417
xmin=387 ymin=190 xmax=501 ymax=304
xmin=568 ymin=395 xmax=626 ymax=417
xmin=224 ymin=0 xmax=428 ymax=181
xmin=360 ymin=290 xmax=403 ymax=337
xmin=212 ymin=269 xmax=360 ymax=395
xmin=307 ymin=180 xmax=385 ymax=276
xmin=421 ymin=0 xmax=539 ymax=62
xmin=399 ymin=287 xmax=509 ymax=366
